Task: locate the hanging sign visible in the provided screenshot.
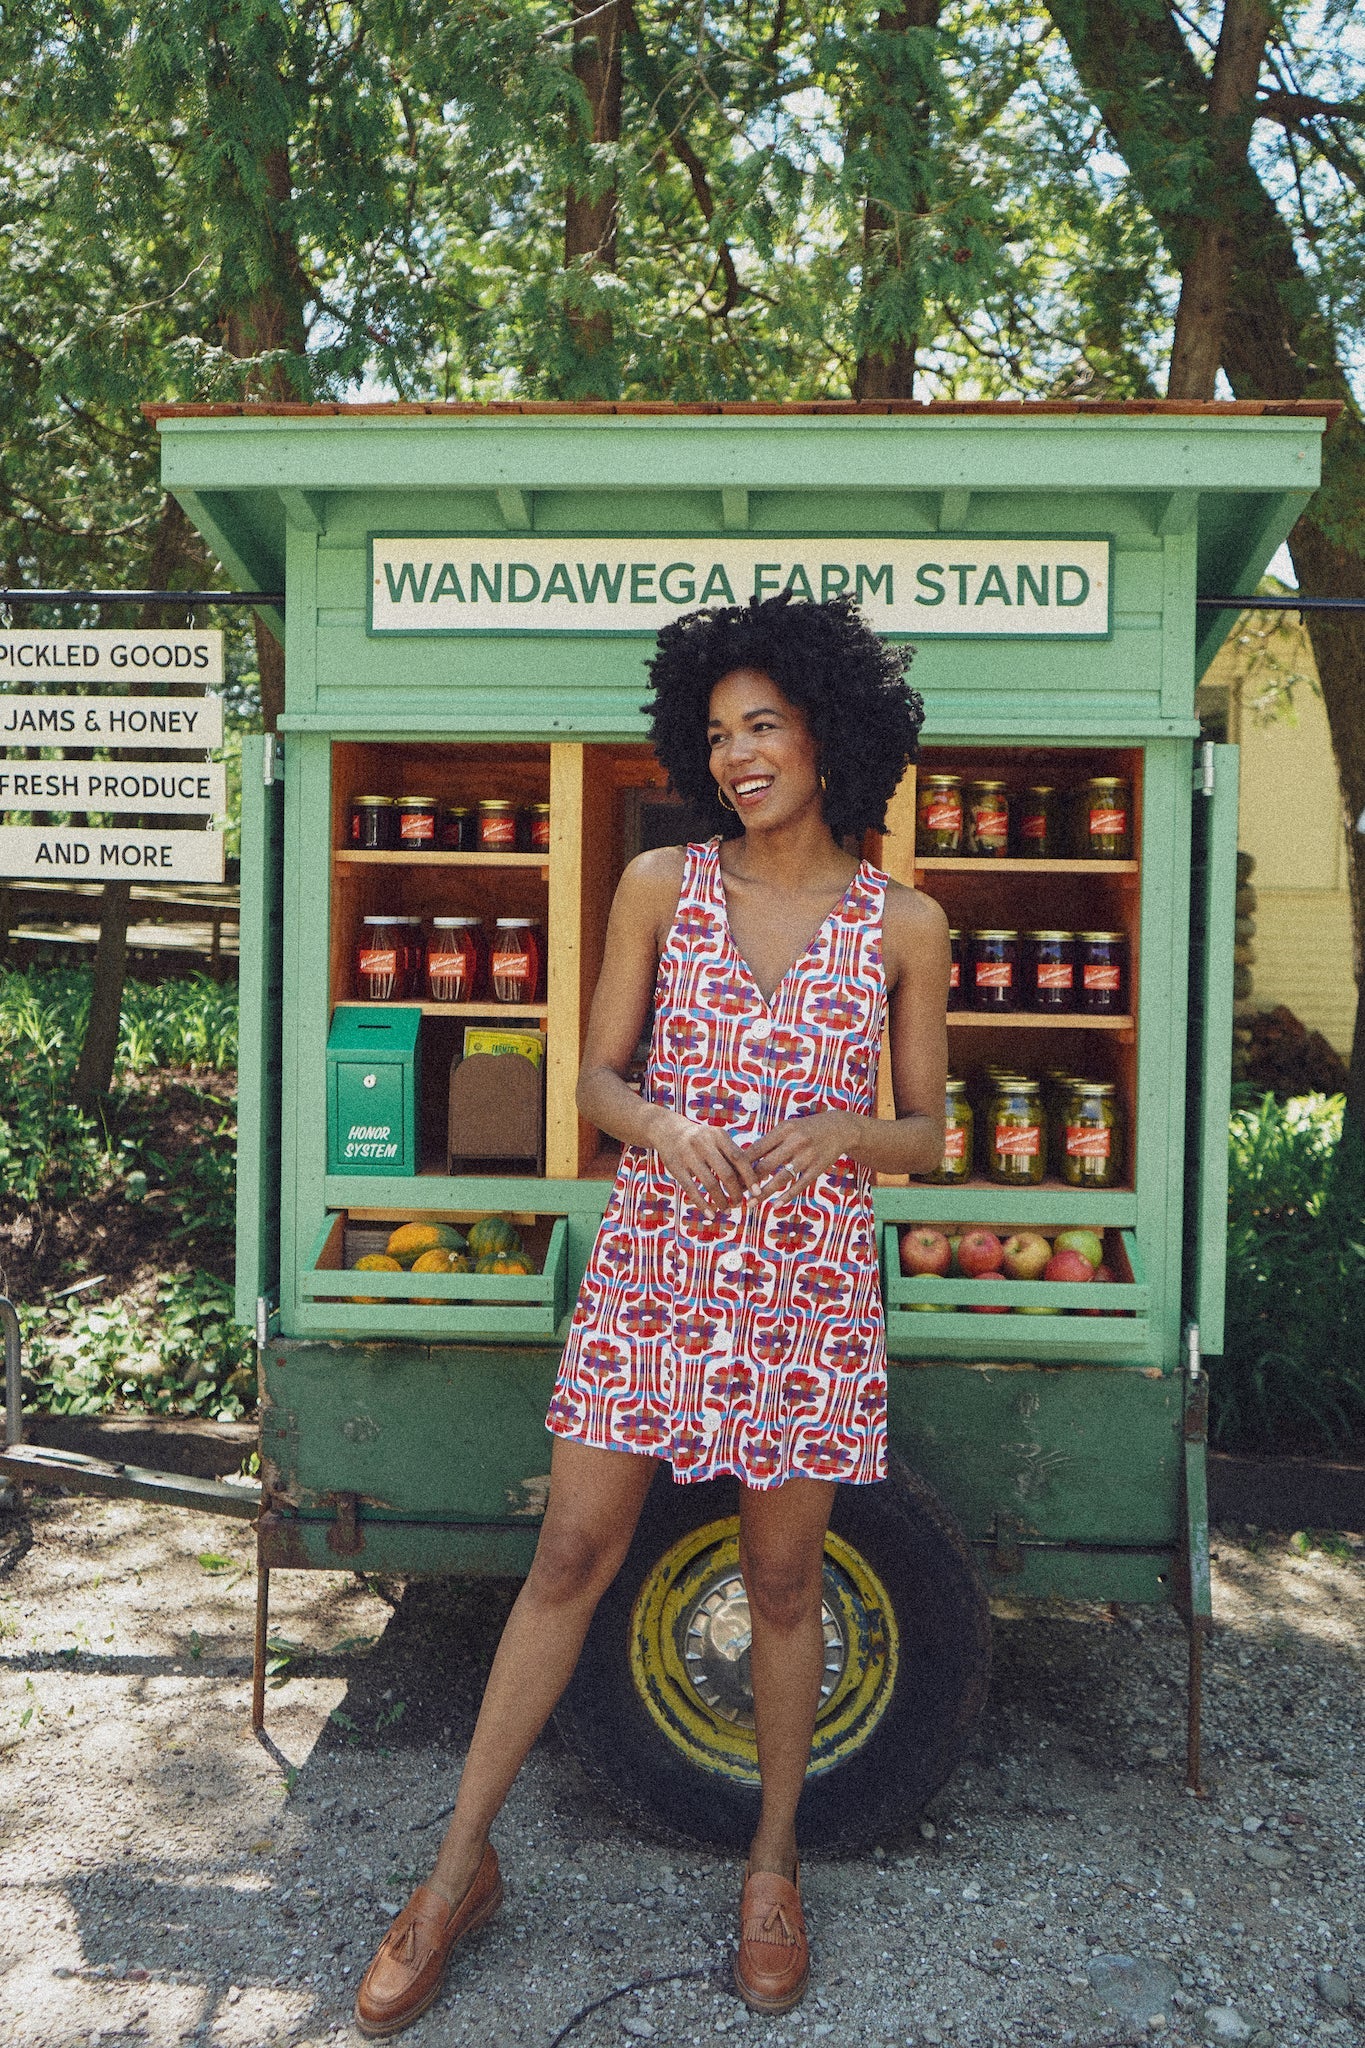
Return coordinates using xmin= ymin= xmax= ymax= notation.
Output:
xmin=0 ymin=694 xmax=223 ymax=747
xmin=0 ymin=826 xmax=224 ymax=882
xmin=0 ymin=761 xmax=226 ymax=815
xmin=369 ymin=536 xmax=1112 ymax=638
xmin=0 ymin=629 xmax=223 ymax=685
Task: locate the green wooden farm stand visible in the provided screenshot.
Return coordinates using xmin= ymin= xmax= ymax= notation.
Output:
xmin=152 ymin=398 xmax=1326 ymax=1838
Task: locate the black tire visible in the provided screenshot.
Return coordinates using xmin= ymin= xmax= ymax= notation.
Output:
xmin=553 ymin=1452 xmax=991 ymax=1852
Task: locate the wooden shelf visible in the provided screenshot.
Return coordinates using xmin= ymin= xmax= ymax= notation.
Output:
xmin=916 ymin=857 xmax=1138 ymax=874
xmin=902 ymin=1173 xmax=1132 ymax=1199
xmin=948 ymin=1011 xmax=1134 ymax=1030
xmin=334 ymin=850 xmax=549 ymax=869
xmin=333 ymin=999 xmax=548 ymax=1020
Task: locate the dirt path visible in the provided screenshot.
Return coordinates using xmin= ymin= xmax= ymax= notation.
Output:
xmin=0 ymin=1493 xmax=1360 ymax=2048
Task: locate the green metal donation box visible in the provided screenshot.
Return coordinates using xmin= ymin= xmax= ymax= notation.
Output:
xmin=157 ymin=396 xmax=1333 ymax=1846
xmin=325 ymin=1006 xmax=420 ymax=1176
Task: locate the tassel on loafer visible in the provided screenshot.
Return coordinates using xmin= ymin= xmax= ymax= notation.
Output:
xmin=354 ymin=1846 xmax=502 ymax=2039
xmin=733 ymin=1862 xmax=810 ymax=2014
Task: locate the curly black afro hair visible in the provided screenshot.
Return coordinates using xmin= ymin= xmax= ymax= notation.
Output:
xmin=642 ymin=590 xmax=924 ymax=842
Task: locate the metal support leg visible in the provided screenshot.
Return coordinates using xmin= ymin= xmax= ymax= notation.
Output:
xmin=1180 ymin=1344 xmax=1212 ymax=1797
xmin=252 ymin=1557 xmax=270 ymax=1733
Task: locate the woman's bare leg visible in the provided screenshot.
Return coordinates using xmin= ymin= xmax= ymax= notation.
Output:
xmin=739 ymin=1477 xmax=836 ymax=1879
xmin=428 ymin=1436 xmax=658 ymax=1906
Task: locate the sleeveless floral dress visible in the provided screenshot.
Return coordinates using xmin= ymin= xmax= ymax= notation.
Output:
xmin=547 ymin=839 xmax=889 ymax=1490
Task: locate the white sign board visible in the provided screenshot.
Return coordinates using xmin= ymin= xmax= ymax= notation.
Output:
xmin=0 ymin=629 xmax=222 ymax=685
xmin=370 ymin=536 xmax=1112 ymax=638
xmin=0 ymin=761 xmax=226 ymax=816
xmin=0 ymin=827 xmax=224 ymax=882
xmin=0 ymin=695 xmax=222 ymax=748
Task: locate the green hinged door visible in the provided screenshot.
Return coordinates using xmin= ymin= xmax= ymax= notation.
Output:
xmin=1185 ymin=741 xmax=1240 ymax=1357
xmin=235 ymin=736 xmax=286 ymax=1331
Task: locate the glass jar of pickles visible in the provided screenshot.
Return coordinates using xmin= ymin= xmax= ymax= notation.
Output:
xmin=928 ymin=1076 xmax=974 ymax=1183
xmin=1061 ymin=1079 xmax=1122 ymax=1188
xmin=947 ymin=928 xmax=964 ymax=1010
xmin=492 ymin=917 xmax=542 ymax=1002
xmin=349 ymin=795 xmax=395 ymax=850
xmin=969 ymin=929 xmax=1019 ymax=1011
xmin=1022 ymin=929 xmax=1076 ymax=1011
xmin=1078 ymin=931 xmax=1128 ymax=1014
xmin=964 ymin=780 xmax=1010 ymax=857
xmin=1016 ymin=786 xmax=1057 ymax=857
xmin=426 ymin=917 xmax=481 ymax=1002
xmin=916 ymin=773 xmax=963 ymax=855
xmin=355 ymin=915 xmax=405 ymax=1001
xmin=986 ymin=1077 xmax=1046 ymax=1186
xmin=1078 ymin=776 xmax=1131 ymax=858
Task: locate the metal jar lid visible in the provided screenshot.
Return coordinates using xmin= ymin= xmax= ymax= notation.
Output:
xmin=431 ymin=916 xmax=480 ymax=928
xmin=442 ymin=802 xmax=472 ymax=816
xmin=495 ymin=916 xmax=539 ymax=928
xmin=1023 ymin=929 xmax=1074 ymax=942
xmin=1083 ymin=776 xmax=1128 ymax=789
xmin=1022 ymin=785 xmax=1055 ymax=796
xmin=966 ymin=779 xmax=1008 ymax=791
xmin=921 ymin=772 xmax=962 ymax=786
xmin=479 ymin=798 xmax=516 ymax=810
xmin=945 ymin=1076 xmax=969 ymax=1095
xmin=395 ymin=794 xmax=437 ymax=807
xmin=991 ymin=1076 xmax=1040 ymax=1093
xmin=1078 ymin=929 xmax=1126 ymax=943
xmin=969 ymin=928 xmax=1020 ymax=941
xmin=947 ymin=927 xmax=963 ymax=939
xmin=1066 ymin=1078 xmax=1116 ymax=1095
xmin=529 ymin=801 xmax=551 ymax=814
xmin=361 ymin=914 xmax=401 ymax=925
xmin=353 ymin=794 xmax=393 ymax=807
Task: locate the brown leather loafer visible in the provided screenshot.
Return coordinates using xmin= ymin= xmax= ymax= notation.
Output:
xmin=733 ymin=1862 xmax=809 ymax=2014
xmin=353 ymin=1846 xmax=502 ymax=2038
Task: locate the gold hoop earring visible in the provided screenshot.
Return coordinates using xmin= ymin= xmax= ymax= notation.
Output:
xmin=820 ymin=774 xmax=828 ymax=794
xmin=717 ymin=788 xmax=736 ymax=812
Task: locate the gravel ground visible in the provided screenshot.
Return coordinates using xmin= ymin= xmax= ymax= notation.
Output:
xmin=0 ymin=1492 xmax=1361 ymax=2048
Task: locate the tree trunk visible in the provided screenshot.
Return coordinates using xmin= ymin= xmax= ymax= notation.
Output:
xmin=563 ymin=0 xmax=623 ymax=389
xmin=1166 ymin=0 xmax=1272 ymax=400
xmin=851 ymin=1 xmax=943 ymax=402
xmin=1047 ymin=0 xmax=1365 ymax=1126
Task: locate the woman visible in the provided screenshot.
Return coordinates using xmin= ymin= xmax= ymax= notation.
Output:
xmin=355 ymin=592 xmax=949 ymax=2039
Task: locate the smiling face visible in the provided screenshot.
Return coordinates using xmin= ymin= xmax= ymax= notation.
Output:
xmin=706 ymin=668 xmax=823 ymax=831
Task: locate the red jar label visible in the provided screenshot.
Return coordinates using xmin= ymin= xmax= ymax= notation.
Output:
xmin=428 ymin=961 xmax=469 ymax=1001
xmin=530 ymin=815 xmax=551 ymax=851
xmin=1084 ymin=962 xmax=1122 ymax=992
xmin=994 ymin=1125 xmax=1040 ymax=1157
xmin=1021 ymin=812 xmax=1046 ymax=840
xmin=972 ymin=808 xmax=1008 ymax=843
xmin=975 ymin=961 xmax=1013 ymax=989
xmin=399 ymin=812 xmax=435 ymax=842
xmin=943 ymin=1126 xmax=968 ymax=1161
xmin=359 ymin=948 xmax=397 ymax=976
xmin=926 ymin=798 xmax=962 ymax=832
xmin=1089 ymin=807 xmax=1126 ymax=837
xmin=1066 ymin=1126 xmax=1112 ymax=1158
xmin=494 ymin=952 xmax=530 ymax=978
xmin=480 ymin=813 xmax=517 ymax=848
xmin=949 ymin=961 xmax=961 ymax=990
xmin=1036 ymin=961 xmax=1073 ymax=990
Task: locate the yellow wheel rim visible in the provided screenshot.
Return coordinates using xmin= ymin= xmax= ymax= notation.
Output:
xmin=628 ymin=1516 xmax=898 ymax=1786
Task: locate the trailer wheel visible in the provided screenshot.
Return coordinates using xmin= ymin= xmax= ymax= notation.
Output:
xmin=553 ymin=1454 xmax=991 ymax=1851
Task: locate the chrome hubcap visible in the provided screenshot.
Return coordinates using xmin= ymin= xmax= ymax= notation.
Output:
xmin=678 ymin=1564 xmax=850 ymax=1728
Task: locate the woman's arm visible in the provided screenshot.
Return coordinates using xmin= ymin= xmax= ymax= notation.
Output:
xmin=747 ymin=882 xmax=949 ymax=1193
xmin=575 ymin=849 xmax=761 ymax=1211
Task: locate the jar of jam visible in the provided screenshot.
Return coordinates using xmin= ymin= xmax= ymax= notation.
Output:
xmin=395 ymin=795 xmax=439 ymax=850
xmin=947 ymin=928 xmax=965 ymax=1010
xmin=928 ymin=1076 xmax=974 ymax=1184
xmin=427 ymin=917 xmax=481 ymax=1003
xmin=1061 ymin=1079 xmax=1122 ymax=1189
xmin=964 ymin=780 xmax=1010 ymax=858
xmin=968 ymin=929 xmax=1019 ymax=1011
xmin=916 ymin=774 xmax=963 ymax=855
xmin=440 ymin=804 xmax=475 ymax=852
xmin=1078 ymin=931 xmax=1128 ymax=1014
xmin=478 ymin=799 xmax=519 ymax=852
xmin=986 ymin=1077 xmax=1046 ymax=1186
xmin=528 ymin=802 xmax=552 ymax=854
xmin=349 ymin=795 xmax=395 ymax=850
xmin=492 ymin=917 xmax=542 ymax=1003
xmin=355 ymin=916 xmax=405 ymax=1001
xmin=1079 ymin=776 xmax=1131 ymax=858
xmin=1016 ymin=786 xmax=1057 ymax=858
xmin=1022 ymin=930 xmax=1076 ymax=1012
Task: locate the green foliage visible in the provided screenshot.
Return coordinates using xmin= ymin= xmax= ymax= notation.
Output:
xmin=19 ymin=1269 xmax=254 ymax=1422
xmin=1215 ymin=1092 xmax=1365 ymax=1457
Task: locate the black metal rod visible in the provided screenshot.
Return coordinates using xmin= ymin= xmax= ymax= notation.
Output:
xmin=1 ymin=1298 xmax=21 ymax=1449
xmin=1197 ymin=594 xmax=1365 ymax=611
xmin=0 ymin=589 xmax=284 ymax=608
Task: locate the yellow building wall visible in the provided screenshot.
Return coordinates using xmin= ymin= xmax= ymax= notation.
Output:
xmin=1203 ymin=614 xmax=1357 ymax=1057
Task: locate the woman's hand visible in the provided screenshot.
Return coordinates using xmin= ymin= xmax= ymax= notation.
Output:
xmin=747 ymin=1111 xmax=855 ymax=1201
xmin=649 ymin=1110 xmax=762 ymax=1212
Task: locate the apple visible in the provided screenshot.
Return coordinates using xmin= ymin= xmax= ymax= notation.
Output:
xmin=969 ymin=1303 xmax=1011 ymax=1314
xmin=1078 ymin=1263 xmax=1116 ymax=1316
xmin=1002 ymin=1230 xmax=1051 ymax=1281
xmin=908 ymin=1301 xmax=956 ymax=1313
xmin=900 ymin=1227 xmax=952 ymax=1278
xmin=948 ymin=1235 xmax=963 ymax=1274
xmin=1053 ymin=1227 xmax=1103 ymax=1271
xmin=1044 ymin=1247 xmax=1096 ymax=1284
xmin=957 ymin=1229 xmax=1005 ymax=1278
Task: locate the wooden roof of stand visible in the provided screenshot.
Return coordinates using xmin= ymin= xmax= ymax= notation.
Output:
xmin=144 ymin=397 xmax=1343 ymax=422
